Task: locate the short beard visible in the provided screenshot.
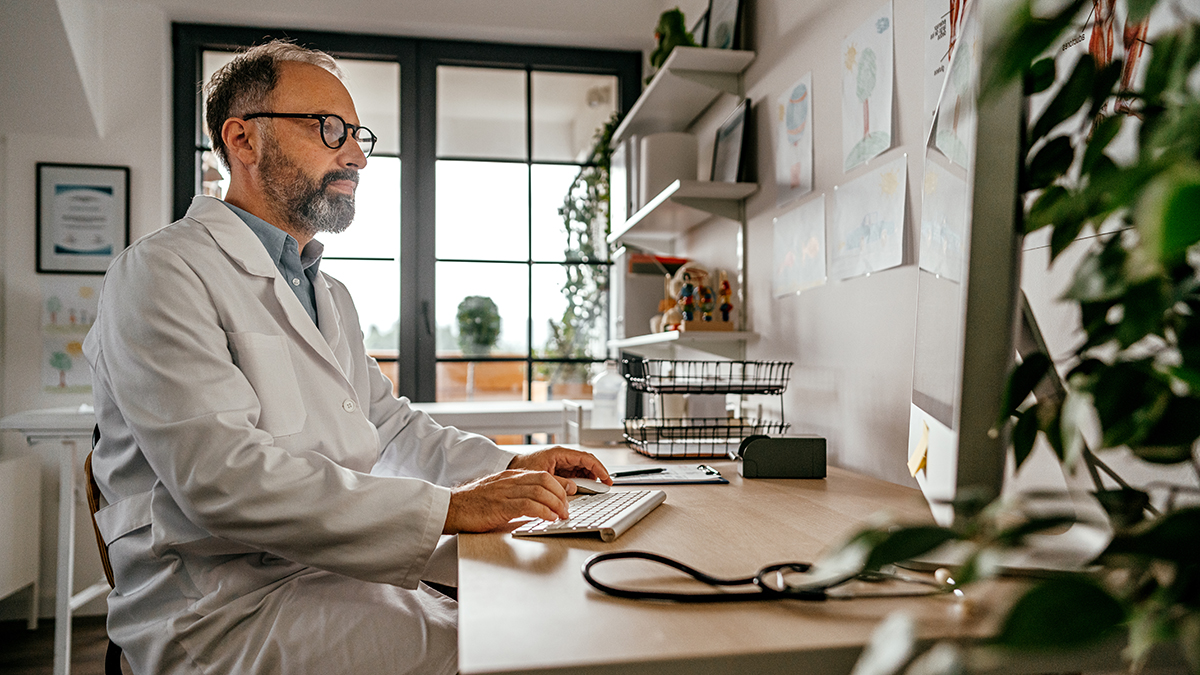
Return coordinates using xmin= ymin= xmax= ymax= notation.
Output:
xmin=259 ymin=129 xmax=358 ymax=238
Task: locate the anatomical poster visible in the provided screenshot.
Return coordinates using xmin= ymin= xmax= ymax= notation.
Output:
xmin=842 ymin=1 xmax=894 ymax=172
xmin=924 ymin=0 xmax=971 ymax=141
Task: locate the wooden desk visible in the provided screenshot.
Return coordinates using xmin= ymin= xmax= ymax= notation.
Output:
xmin=1 ymin=407 xmax=105 ymax=675
xmin=458 ymin=446 xmax=1012 ymax=675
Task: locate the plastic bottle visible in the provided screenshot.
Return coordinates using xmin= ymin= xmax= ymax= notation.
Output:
xmin=590 ymin=360 xmax=627 ymax=429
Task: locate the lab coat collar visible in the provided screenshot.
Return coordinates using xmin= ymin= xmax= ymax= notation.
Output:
xmin=184 ymin=195 xmax=349 ymax=380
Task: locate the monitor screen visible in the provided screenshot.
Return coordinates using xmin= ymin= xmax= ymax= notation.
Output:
xmin=909 ymin=1 xmax=1025 ymax=526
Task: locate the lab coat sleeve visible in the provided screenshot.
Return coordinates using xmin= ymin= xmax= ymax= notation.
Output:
xmin=90 ymin=239 xmax=446 ymax=589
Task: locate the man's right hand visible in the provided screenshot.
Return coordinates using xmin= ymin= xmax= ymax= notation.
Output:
xmin=442 ymin=469 xmax=573 ymax=534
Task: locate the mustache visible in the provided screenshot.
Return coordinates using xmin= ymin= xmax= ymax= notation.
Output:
xmin=321 ymin=170 xmax=359 ymax=191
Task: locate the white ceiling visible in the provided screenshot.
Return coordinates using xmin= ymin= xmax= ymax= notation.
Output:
xmin=130 ymin=0 xmax=663 ymax=52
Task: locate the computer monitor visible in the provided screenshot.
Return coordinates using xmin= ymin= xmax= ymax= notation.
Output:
xmin=908 ymin=0 xmax=1025 ymax=527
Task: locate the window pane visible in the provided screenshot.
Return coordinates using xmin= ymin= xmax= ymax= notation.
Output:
xmin=201 ymin=53 xmax=400 ymax=157
xmin=436 ymin=161 xmax=528 ymax=261
xmin=321 ymin=258 xmax=399 ymax=347
xmin=436 ymin=262 xmax=529 ymax=356
xmin=532 ymin=361 xmax=594 ymax=402
xmin=532 ymin=263 xmax=608 ymax=360
xmin=437 ymin=66 xmax=526 ymax=160
xmin=201 ymin=51 xmax=237 ymax=148
xmin=339 ymin=59 xmax=400 ymax=156
xmin=531 ymin=72 xmax=617 ymax=162
xmin=436 ymin=361 xmax=528 ymax=402
xmin=320 ymin=158 xmax=400 ymax=258
xmin=531 ymin=164 xmax=589 ymax=262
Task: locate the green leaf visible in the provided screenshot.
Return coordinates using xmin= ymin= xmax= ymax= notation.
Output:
xmin=1081 ymin=116 xmax=1123 ymax=175
xmin=1125 ymin=0 xmax=1156 ymax=22
xmin=1086 ymin=59 xmax=1125 ymax=121
xmin=984 ymin=0 xmax=1089 ymax=97
xmin=1143 ymin=32 xmax=1181 ymax=102
xmin=1144 ymin=167 xmax=1200 ymax=270
xmin=1025 ymin=58 xmax=1056 ymax=95
xmin=1025 ymin=185 xmax=1069 ymax=233
xmin=1134 ymin=396 xmax=1200 ymax=463
xmin=1049 ymin=211 xmax=1087 ymax=262
xmin=995 ymin=515 xmax=1080 ymax=547
xmin=1059 ymin=388 xmax=1094 ymax=470
xmin=1012 ymin=406 xmax=1040 ymax=469
xmin=863 ymin=526 xmax=961 ymax=571
xmin=1030 ymin=54 xmax=1096 ymax=142
xmin=1094 ymin=489 xmax=1150 ymax=529
xmin=1025 ymin=136 xmax=1075 ymax=191
xmin=993 ymin=577 xmax=1125 ymax=649
xmin=996 ymin=352 xmax=1051 ymax=428
xmin=1104 ymin=506 xmax=1200 ymax=563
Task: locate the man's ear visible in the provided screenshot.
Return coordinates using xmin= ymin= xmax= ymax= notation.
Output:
xmin=222 ymin=117 xmax=259 ymax=170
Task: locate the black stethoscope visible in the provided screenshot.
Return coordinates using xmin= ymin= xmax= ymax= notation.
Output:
xmin=582 ymin=551 xmax=954 ymax=602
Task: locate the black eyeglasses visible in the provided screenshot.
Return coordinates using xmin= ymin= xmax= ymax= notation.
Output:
xmin=243 ymin=112 xmax=377 ymax=158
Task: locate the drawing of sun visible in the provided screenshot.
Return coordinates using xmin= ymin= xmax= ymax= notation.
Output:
xmin=844 ymin=44 xmax=858 ymax=71
xmin=924 ymin=169 xmax=938 ymax=195
xmin=880 ymin=169 xmax=900 ymax=196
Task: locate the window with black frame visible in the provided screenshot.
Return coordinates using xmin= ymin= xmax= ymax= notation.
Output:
xmin=174 ymin=25 xmax=638 ymax=413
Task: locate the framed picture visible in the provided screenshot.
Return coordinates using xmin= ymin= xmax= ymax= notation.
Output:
xmin=706 ymin=0 xmax=743 ymax=50
xmin=711 ymin=99 xmax=750 ymax=183
xmin=36 ymin=163 xmax=130 ymax=274
xmin=691 ymin=8 xmax=709 ymax=48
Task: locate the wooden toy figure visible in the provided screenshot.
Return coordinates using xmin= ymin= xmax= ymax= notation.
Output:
xmin=718 ymin=270 xmax=734 ymax=322
xmin=678 ymin=272 xmax=696 ymax=321
xmin=697 ymin=284 xmax=715 ymax=322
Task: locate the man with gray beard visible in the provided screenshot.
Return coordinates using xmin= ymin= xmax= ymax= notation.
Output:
xmin=83 ymin=40 xmax=609 ymax=674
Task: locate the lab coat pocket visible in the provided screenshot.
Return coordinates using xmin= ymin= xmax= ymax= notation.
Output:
xmin=226 ymin=332 xmax=307 ymax=437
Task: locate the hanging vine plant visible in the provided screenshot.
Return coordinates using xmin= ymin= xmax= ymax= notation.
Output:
xmin=539 ymin=112 xmax=623 ymax=386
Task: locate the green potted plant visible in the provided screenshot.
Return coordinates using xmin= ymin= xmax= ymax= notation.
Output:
xmin=456 ymin=296 xmax=501 ymax=357
xmin=829 ymin=1 xmax=1200 ymax=671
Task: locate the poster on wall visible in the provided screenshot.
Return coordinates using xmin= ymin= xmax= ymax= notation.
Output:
xmin=775 ymin=72 xmax=814 ymax=207
xmin=829 ymin=155 xmax=906 ymax=281
xmin=41 ymin=278 xmax=100 ymax=393
xmin=842 ymin=1 xmax=894 ymax=172
xmin=919 ymin=159 xmax=969 ymax=282
xmin=924 ymin=0 xmax=971 ymax=142
xmin=773 ymin=195 xmax=826 ymax=297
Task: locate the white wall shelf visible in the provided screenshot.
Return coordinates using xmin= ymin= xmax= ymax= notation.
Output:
xmin=608 ymin=330 xmax=757 ymax=360
xmin=612 ymin=47 xmax=755 ymax=145
xmin=608 ymin=179 xmax=758 ymax=249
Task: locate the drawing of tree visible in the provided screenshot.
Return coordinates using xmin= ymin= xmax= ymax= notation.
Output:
xmin=49 ymin=351 xmax=72 ymax=387
xmin=46 ymin=296 xmax=61 ymax=324
xmin=856 ymin=48 xmax=877 ymax=139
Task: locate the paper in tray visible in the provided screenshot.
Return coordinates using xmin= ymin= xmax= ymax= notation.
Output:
xmin=608 ymin=464 xmax=728 ymax=485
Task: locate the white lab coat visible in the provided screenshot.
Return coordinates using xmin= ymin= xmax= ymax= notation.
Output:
xmin=84 ymin=195 xmax=515 ymax=675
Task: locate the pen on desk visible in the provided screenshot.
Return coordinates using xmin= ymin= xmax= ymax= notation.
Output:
xmin=610 ymin=467 xmax=667 ymax=478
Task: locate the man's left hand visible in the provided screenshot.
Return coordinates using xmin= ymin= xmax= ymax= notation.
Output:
xmin=508 ymin=447 xmax=612 ymax=486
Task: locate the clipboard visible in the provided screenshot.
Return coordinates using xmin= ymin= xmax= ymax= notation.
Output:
xmin=608 ymin=464 xmax=728 ymax=485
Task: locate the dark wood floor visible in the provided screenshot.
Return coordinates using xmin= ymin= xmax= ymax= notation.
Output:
xmin=0 ymin=617 xmax=131 ymax=675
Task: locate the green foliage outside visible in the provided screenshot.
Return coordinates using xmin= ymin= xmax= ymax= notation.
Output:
xmin=456 ymin=296 xmax=501 ymax=356
xmin=537 ymin=112 xmax=623 ymax=388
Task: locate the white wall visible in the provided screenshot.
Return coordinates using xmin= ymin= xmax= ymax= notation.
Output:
xmin=666 ymin=0 xmax=925 ymax=487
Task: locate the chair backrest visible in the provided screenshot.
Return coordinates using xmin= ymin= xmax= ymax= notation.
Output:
xmin=84 ymin=449 xmax=116 ymax=588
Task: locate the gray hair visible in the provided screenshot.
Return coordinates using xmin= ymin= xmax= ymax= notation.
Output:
xmin=204 ymin=40 xmax=342 ymax=169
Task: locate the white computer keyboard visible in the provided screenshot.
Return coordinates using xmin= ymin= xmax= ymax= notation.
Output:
xmin=512 ymin=489 xmax=666 ymax=542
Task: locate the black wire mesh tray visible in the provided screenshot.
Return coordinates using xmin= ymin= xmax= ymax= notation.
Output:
xmin=622 ymin=359 xmax=793 ymax=395
xmin=622 ymin=417 xmax=791 ymax=458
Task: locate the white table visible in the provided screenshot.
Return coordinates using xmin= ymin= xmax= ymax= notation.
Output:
xmin=1 ymin=406 xmax=105 ymax=675
xmin=411 ymin=400 xmax=568 ymax=437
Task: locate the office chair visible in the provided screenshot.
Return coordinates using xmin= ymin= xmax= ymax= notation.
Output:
xmin=85 ymin=425 xmax=124 ymax=675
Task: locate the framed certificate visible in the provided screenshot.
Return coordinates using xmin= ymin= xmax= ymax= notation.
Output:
xmin=37 ymin=162 xmax=130 ymax=274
